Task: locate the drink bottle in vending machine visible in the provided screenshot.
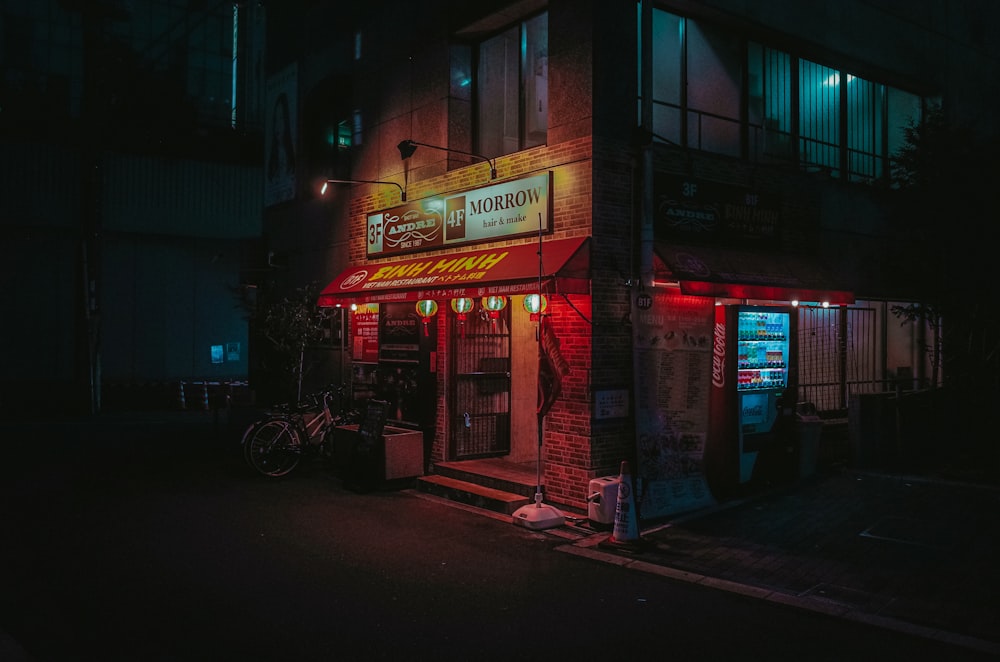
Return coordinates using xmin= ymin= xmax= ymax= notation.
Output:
xmin=707 ymin=305 xmax=795 ymax=494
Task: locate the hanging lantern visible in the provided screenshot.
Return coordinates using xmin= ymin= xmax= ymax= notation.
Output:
xmin=415 ymin=299 xmax=438 ymax=336
xmin=522 ymin=293 xmax=548 ymax=321
xmin=451 ymin=298 xmax=474 ymax=338
xmin=451 ymin=297 xmax=474 ymax=319
xmin=481 ymin=295 xmax=508 ymax=324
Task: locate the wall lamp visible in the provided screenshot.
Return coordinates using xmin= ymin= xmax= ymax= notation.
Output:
xmin=397 ymin=139 xmax=496 ymax=179
xmin=320 ymin=178 xmax=406 ymax=201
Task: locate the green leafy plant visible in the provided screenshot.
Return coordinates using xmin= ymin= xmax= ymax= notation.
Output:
xmin=253 ymin=282 xmax=329 ymax=403
xmin=889 ymin=107 xmax=999 ymax=399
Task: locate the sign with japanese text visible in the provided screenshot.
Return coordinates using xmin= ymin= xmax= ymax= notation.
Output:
xmin=632 ymin=291 xmax=717 ymax=519
xmin=351 ymin=303 xmax=379 ymax=363
xmin=317 ymin=236 xmax=589 ymax=307
xmin=654 ymin=174 xmax=781 ymax=247
xmin=366 ymin=173 xmax=552 ymax=257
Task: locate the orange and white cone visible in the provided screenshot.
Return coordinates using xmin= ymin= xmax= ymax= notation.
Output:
xmin=602 ymin=460 xmax=647 ymax=551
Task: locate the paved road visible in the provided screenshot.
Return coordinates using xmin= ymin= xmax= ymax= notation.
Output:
xmin=1 ymin=412 xmax=995 ymax=660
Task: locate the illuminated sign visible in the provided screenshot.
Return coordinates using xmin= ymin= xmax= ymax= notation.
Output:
xmin=367 ymin=173 xmax=552 ymax=257
xmin=317 ymin=236 xmax=590 ymax=307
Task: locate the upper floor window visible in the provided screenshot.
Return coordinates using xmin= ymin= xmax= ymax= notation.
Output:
xmin=0 ymin=0 xmax=245 ymax=132
xmin=749 ymin=45 xmax=922 ymax=182
xmin=477 ymin=12 xmax=547 ymax=159
xmin=687 ymin=19 xmax=744 ymax=157
xmin=644 ymin=9 xmax=743 ymax=157
xmin=642 ymin=8 xmax=923 ymax=184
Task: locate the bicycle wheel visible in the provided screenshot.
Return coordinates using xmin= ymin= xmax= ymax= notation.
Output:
xmin=244 ymin=419 xmax=302 ymax=477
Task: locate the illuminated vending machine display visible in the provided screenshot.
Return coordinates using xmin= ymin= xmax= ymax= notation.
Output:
xmin=708 ymin=305 xmax=793 ymax=492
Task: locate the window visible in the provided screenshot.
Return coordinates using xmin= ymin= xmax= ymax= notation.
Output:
xmin=799 ymin=59 xmax=841 ymax=175
xmin=748 ymin=44 xmax=793 ymax=162
xmin=648 ymin=9 xmax=682 ymax=145
xmin=643 ymin=9 xmax=923 ymax=184
xmin=643 ymin=11 xmax=741 ymax=155
xmin=847 ymin=74 xmax=880 ymax=181
xmin=0 ymin=0 xmax=241 ymax=130
xmin=686 ymin=20 xmax=742 ymax=157
xmin=476 ymin=12 xmax=547 ymax=159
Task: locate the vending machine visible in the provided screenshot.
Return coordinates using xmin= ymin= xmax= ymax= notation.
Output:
xmin=707 ymin=305 xmax=795 ymax=493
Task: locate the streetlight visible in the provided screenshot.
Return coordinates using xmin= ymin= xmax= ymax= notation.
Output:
xmin=320 ymin=178 xmax=406 ymax=201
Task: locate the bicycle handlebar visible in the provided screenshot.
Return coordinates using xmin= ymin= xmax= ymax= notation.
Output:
xmin=270 ymin=383 xmax=351 ymax=415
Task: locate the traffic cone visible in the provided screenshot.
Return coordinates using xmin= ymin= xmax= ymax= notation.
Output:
xmin=601 ymin=460 xmax=648 ymax=551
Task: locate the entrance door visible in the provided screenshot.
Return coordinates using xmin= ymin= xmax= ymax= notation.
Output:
xmin=448 ymin=305 xmax=511 ymax=459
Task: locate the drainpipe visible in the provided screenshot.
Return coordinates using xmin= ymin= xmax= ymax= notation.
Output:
xmin=640 ymin=0 xmax=654 ymax=288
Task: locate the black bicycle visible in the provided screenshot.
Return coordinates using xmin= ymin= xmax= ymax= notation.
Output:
xmin=241 ymin=384 xmax=361 ymax=478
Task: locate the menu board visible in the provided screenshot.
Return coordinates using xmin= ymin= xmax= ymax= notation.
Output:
xmin=378 ymin=303 xmax=421 ymax=363
xmin=351 ymin=303 xmax=380 ymax=363
xmin=359 ymin=399 xmax=388 ymax=443
xmin=632 ymin=292 xmax=717 ymax=519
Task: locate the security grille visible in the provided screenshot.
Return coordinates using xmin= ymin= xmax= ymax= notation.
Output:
xmin=797 ymin=305 xmax=878 ymax=415
xmin=448 ymin=306 xmax=512 ymax=459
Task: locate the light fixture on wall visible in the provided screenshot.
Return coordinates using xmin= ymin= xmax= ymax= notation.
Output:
xmin=320 ymin=178 xmax=406 ymax=201
xmin=397 ymin=139 xmax=497 ymax=179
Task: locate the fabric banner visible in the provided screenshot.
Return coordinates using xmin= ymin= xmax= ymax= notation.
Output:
xmin=537 ymin=315 xmax=569 ymax=417
xmin=632 ymin=290 xmax=717 ymax=519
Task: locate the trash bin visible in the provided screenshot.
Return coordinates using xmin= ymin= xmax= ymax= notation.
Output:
xmin=795 ymin=402 xmax=822 ymax=478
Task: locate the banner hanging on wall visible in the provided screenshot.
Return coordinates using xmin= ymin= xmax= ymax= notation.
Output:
xmin=631 ymin=290 xmax=717 ymax=520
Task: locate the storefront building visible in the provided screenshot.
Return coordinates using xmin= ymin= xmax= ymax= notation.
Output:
xmin=257 ymin=0 xmax=993 ymax=514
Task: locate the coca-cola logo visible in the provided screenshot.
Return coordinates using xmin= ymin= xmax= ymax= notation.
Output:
xmin=711 ymin=322 xmax=726 ymax=389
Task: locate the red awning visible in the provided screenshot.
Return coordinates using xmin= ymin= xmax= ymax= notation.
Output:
xmin=654 ymin=242 xmax=854 ymax=304
xmin=318 ymin=236 xmax=590 ymax=307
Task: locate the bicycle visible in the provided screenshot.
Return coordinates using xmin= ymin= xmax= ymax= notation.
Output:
xmin=241 ymin=384 xmax=361 ymax=478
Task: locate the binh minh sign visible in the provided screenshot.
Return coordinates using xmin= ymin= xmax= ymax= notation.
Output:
xmin=366 ymin=172 xmax=552 ymax=258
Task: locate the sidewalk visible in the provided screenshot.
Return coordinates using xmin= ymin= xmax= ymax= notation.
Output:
xmin=562 ymin=467 xmax=1000 ymax=656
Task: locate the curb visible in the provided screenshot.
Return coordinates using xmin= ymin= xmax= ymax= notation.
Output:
xmin=556 ymin=537 xmax=1000 ymax=657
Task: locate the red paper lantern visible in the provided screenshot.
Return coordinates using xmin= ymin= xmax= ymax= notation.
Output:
xmin=522 ymin=293 xmax=547 ymax=321
xmin=415 ymin=299 xmax=438 ymax=336
xmin=451 ymin=298 xmax=474 ymax=337
xmin=481 ymin=295 xmax=508 ymax=325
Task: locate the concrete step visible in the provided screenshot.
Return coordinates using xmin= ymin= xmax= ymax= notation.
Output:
xmin=431 ymin=459 xmax=539 ymax=498
xmin=415 ymin=474 xmax=531 ymax=515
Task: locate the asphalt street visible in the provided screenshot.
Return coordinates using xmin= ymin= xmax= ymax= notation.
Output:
xmin=1 ymin=411 xmax=996 ymax=661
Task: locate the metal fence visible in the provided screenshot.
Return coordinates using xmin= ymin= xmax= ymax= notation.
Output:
xmin=797 ymin=305 xmax=888 ymax=417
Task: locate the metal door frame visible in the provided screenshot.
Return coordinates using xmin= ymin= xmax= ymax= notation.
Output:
xmin=447 ymin=306 xmax=512 ymax=459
